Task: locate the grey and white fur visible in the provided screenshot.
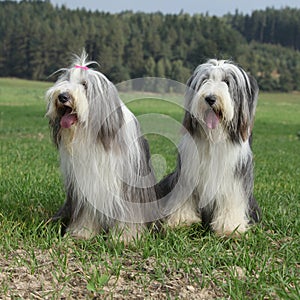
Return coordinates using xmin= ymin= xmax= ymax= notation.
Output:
xmin=46 ymin=51 xmax=159 ymax=241
xmin=157 ymin=59 xmax=261 ymax=236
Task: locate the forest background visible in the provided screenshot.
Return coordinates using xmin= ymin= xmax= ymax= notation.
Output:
xmin=1 ymin=0 xmax=300 ymax=92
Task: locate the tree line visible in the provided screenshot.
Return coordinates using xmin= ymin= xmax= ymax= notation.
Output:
xmin=227 ymin=7 xmax=300 ymax=50
xmin=1 ymin=0 xmax=300 ymax=92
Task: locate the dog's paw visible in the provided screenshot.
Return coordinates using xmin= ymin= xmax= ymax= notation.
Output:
xmin=212 ymin=222 xmax=249 ymax=238
xmin=167 ymin=211 xmax=201 ymax=228
xmin=66 ymin=226 xmax=97 ymax=240
xmin=108 ymin=223 xmax=147 ymax=245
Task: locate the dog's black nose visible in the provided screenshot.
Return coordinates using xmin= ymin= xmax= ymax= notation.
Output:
xmin=205 ymin=95 xmax=217 ymax=106
xmin=58 ymin=92 xmax=71 ymax=104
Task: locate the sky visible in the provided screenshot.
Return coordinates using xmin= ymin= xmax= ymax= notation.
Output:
xmin=50 ymin=0 xmax=300 ymax=16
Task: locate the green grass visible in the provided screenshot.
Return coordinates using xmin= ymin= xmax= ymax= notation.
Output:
xmin=0 ymin=78 xmax=299 ymax=299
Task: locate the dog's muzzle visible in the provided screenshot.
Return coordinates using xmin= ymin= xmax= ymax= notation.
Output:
xmin=203 ymin=94 xmax=220 ymax=130
xmin=58 ymin=92 xmax=71 ymax=104
xmin=57 ymin=92 xmax=78 ymax=129
xmin=205 ymin=95 xmax=217 ymax=107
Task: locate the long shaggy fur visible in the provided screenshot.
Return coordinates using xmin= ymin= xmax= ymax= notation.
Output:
xmin=46 ymin=51 xmax=159 ymax=241
xmin=158 ymin=59 xmax=261 ymax=236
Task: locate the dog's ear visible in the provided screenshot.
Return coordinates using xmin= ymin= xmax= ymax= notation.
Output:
xmin=239 ymin=73 xmax=259 ymax=142
xmin=182 ymin=74 xmax=198 ymax=135
xmin=86 ymin=74 xmax=125 ymax=150
xmin=248 ymin=74 xmax=259 ymax=121
xmin=182 ymin=110 xmax=194 ymax=134
xmin=239 ymin=112 xmax=250 ymax=142
xmin=98 ymin=105 xmax=124 ymax=150
xmin=49 ymin=117 xmax=62 ymax=148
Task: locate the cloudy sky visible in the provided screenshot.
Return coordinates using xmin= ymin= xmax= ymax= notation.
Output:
xmin=50 ymin=0 xmax=300 ymax=15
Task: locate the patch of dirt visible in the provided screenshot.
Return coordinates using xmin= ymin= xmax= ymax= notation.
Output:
xmin=0 ymin=248 xmax=223 ymax=299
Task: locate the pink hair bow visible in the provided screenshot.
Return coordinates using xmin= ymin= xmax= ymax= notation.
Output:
xmin=74 ymin=65 xmax=89 ymax=70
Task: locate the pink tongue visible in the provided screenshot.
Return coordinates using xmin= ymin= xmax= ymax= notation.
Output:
xmin=60 ymin=113 xmax=77 ymax=129
xmin=204 ymin=110 xmax=219 ymax=129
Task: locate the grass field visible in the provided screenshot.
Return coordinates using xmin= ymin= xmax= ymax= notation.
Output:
xmin=0 ymin=78 xmax=299 ymax=299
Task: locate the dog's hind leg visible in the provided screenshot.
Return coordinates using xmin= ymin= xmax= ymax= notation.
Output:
xmin=51 ymin=196 xmax=72 ymax=222
xmin=248 ymin=195 xmax=261 ymax=224
xmin=48 ymin=190 xmax=74 ymax=235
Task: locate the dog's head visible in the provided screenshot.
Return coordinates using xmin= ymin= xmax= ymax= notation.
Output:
xmin=46 ymin=51 xmax=124 ymax=148
xmin=183 ymin=59 xmax=258 ymax=143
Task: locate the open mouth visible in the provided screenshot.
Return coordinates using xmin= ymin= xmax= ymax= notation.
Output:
xmin=58 ymin=106 xmax=78 ymax=129
xmin=204 ymin=108 xmax=222 ymax=130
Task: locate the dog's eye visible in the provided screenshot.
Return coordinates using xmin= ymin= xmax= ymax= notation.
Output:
xmin=224 ymin=79 xmax=230 ymax=87
xmin=82 ymin=80 xmax=88 ymax=90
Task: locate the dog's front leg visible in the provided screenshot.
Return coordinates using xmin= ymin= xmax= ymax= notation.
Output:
xmin=166 ymin=196 xmax=201 ymax=228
